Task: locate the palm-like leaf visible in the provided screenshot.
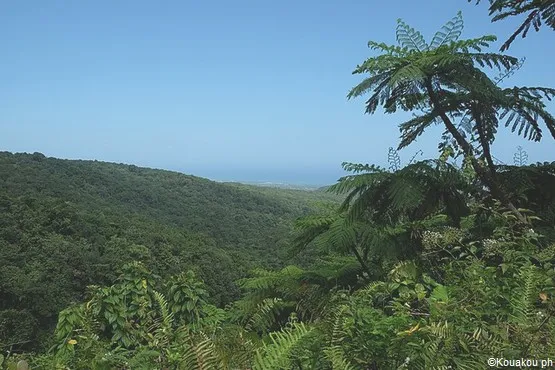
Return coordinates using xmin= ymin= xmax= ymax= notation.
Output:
xmin=349 ymin=14 xmax=555 ymax=149
xmin=471 ymin=0 xmax=555 ymax=51
xmin=330 ymin=160 xmax=471 ymax=225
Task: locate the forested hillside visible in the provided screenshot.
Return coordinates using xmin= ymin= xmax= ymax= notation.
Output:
xmin=0 ymin=151 xmax=339 ymax=351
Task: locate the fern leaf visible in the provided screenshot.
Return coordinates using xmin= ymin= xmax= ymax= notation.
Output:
xmin=396 ymin=19 xmax=429 ymax=51
xmin=430 ymin=11 xmax=465 ymax=48
xmin=253 ymin=322 xmax=313 ymax=370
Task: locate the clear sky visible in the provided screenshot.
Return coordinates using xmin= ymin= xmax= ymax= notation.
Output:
xmin=1 ymin=0 xmax=554 ymax=184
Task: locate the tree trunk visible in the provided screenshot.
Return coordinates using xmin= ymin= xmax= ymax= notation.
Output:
xmin=352 ymin=244 xmax=372 ymax=279
xmin=424 ymin=80 xmax=527 ymax=223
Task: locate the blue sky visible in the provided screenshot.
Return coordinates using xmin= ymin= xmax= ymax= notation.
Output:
xmin=1 ymin=0 xmax=554 ymax=184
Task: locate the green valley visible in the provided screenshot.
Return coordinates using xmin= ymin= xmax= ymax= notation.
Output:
xmin=0 ymin=151 xmax=339 ymax=351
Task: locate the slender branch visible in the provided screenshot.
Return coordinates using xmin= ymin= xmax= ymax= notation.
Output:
xmin=352 ymin=243 xmax=372 ymax=279
xmin=472 ymin=107 xmax=497 ymax=174
xmin=0 ymin=340 xmax=32 ymax=349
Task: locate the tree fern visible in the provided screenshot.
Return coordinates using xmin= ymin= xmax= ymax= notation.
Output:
xmin=335 ymin=160 xmax=470 ymax=225
xmin=349 ymin=12 xmax=555 ymax=222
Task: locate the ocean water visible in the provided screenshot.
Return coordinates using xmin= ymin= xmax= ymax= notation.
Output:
xmin=174 ymin=165 xmax=348 ymax=187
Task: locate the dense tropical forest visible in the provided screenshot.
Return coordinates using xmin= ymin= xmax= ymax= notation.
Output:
xmin=0 ymin=151 xmax=341 ymax=347
xmin=2 ymin=1 xmax=555 ymax=369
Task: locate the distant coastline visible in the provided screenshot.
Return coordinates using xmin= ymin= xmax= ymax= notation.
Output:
xmin=220 ymin=180 xmax=327 ymax=191
xmin=178 ymin=167 xmax=345 ymax=189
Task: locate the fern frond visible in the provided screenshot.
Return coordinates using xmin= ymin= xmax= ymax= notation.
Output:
xmin=399 ymin=112 xmax=441 ymax=149
xmin=510 ymin=264 xmax=539 ymax=325
xmin=153 ymin=290 xmax=174 ymax=332
xmin=396 ymin=18 xmax=429 ymax=52
xmin=245 ymin=298 xmax=286 ymax=333
xmin=472 ymin=0 xmax=555 ymax=50
xmin=467 ymin=52 xmax=519 ymax=70
xmin=179 ymin=331 xmax=222 ymax=370
xmin=323 ymin=305 xmax=355 ymax=370
xmin=342 ymin=162 xmax=386 ymax=174
xmin=253 ymin=322 xmax=313 ymax=370
xmin=430 ymin=11 xmax=465 ymax=48
xmin=387 ymin=173 xmax=425 ymax=211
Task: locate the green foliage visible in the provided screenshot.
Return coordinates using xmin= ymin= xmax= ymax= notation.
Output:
xmin=348 ymin=12 xmax=554 ymax=224
xmin=35 ymin=263 xmax=227 ymax=369
xmin=0 ymin=310 xmax=36 ymax=350
xmin=253 ymin=321 xmax=313 ymax=370
xmin=497 ymin=161 xmax=555 ymax=227
xmin=3 ymin=6 xmax=555 ymax=369
xmin=331 ymin=160 xmax=472 ymax=225
xmin=8 ymin=161 xmax=555 ymax=370
xmin=165 ymin=270 xmax=211 ymax=326
xmin=349 ymin=12 xmax=555 ymax=152
xmin=471 ymin=0 xmax=555 ymax=51
xmin=0 ymin=151 xmax=337 ymax=352
xmin=291 ymin=159 xmax=473 ymax=278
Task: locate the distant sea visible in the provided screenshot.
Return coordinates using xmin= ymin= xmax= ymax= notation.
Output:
xmin=173 ymin=166 xmax=348 ymax=188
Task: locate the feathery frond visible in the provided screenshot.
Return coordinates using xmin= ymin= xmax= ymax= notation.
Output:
xmin=471 ymin=0 xmax=555 ymax=50
xmin=253 ymin=322 xmax=313 ymax=370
